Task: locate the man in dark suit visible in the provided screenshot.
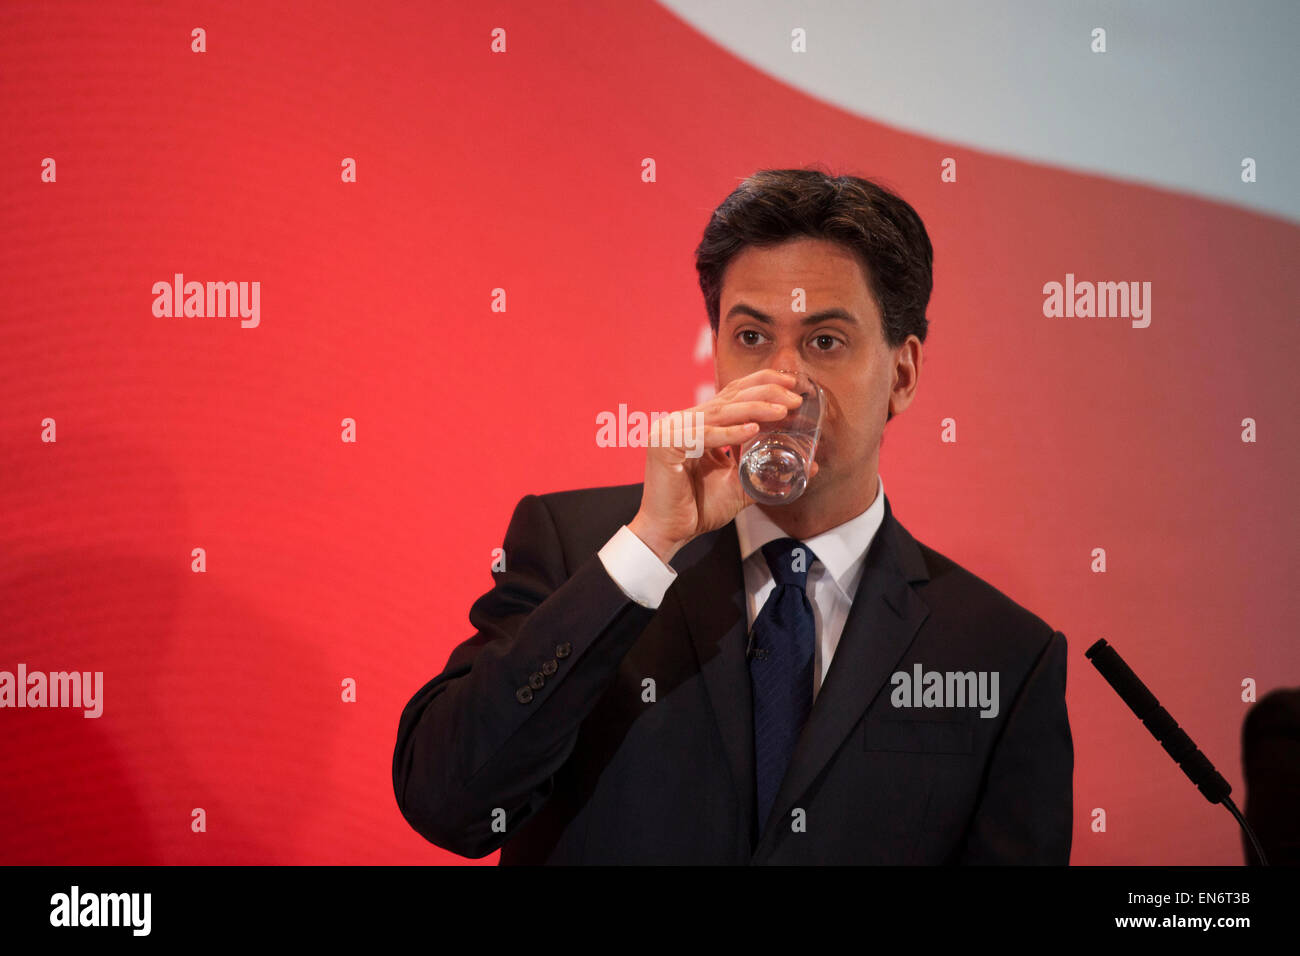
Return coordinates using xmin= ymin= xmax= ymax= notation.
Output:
xmin=392 ymin=168 xmax=1073 ymax=864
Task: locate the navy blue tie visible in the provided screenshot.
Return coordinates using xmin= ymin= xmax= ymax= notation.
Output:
xmin=749 ymin=537 xmax=817 ymax=838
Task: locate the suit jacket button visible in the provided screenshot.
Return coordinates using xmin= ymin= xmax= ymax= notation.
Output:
xmin=515 ymin=686 xmax=534 ymax=704
xmin=528 ymin=672 xmax=545 ymax=690
xmin=555 ymin=642 xmax=572 ymax=659
xmin=541 ymin=659 xmax=558 ymax=676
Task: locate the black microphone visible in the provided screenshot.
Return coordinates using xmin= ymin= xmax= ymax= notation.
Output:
xmin=1086 ymin=638 xmax=1269 ymax=865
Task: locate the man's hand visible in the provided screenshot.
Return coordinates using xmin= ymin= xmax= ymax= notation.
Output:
xmin=627 ymin=368 xmax=816 ymax=564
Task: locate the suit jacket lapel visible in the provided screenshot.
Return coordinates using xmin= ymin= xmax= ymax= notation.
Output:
xmin=669 ymin=522 xmax=756 ymax=843
xmin=754 ymin=495 xmax=932 ymax=859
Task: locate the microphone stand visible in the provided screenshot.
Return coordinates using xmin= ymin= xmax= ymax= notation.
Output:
xmin=1086 ymin=638 xmax=1269 ymax=865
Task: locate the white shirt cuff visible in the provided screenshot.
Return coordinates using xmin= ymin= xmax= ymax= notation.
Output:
xmin=597 ymin=525 xmax=678 ymax=609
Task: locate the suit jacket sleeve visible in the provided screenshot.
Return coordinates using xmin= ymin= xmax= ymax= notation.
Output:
xmin=957 ymin=629 xmax=1074 ymax=864
xmin=391 ymin=492 xmax=656 ymax=858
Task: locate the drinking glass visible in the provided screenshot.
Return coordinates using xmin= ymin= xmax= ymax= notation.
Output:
xmin=738 ymin=370 xmax=823 ymax=505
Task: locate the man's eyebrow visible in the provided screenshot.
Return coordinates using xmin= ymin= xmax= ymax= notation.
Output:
xmin=724 ymin=303 xmax=860 ymax=326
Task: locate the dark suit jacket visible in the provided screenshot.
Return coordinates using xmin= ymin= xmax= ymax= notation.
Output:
xmin=392 ymin=483 xmax=1073 ymax=864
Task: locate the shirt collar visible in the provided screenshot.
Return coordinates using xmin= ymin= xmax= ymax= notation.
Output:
xmin=734 ymin=473 xmax=887 ymax=597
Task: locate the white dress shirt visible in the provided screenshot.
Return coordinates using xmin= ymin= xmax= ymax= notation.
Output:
xmin=597 ymin=474 xmax=887 ymax=702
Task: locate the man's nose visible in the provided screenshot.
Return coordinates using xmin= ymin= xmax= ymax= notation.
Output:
xmin=768 ymin=346 xmax=803 ymax=376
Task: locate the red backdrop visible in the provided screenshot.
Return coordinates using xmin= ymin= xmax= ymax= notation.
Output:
xmin=2 ymin=1 xmax=1295 ymax=865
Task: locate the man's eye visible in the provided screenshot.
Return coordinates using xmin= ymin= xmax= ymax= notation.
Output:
xmin=738 ymin=330 xmax=765 ymax=346
xmin=812 ymin=334 xmax=843 ymax=351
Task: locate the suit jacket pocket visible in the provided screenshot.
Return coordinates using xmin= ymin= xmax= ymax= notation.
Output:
xmin=863 ymin=715 xmax=974 ymax=754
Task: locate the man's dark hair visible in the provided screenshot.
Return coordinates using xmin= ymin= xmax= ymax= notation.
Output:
xmin=694 ymin=167 xmax=933 ymax=351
